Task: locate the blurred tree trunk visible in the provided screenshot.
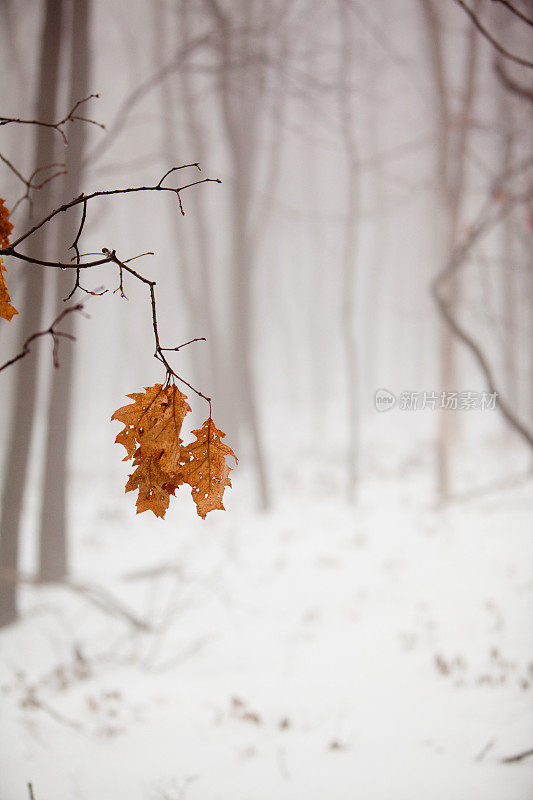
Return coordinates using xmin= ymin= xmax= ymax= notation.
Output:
xmin=305 ymin=133 xmax=327 ymax=436
xmin=419 ymin=0 xmax=479 ymax=499
xmin=38 ymin=0 xmax=91 ymax=582
xmin=176 ymin=0 xmax=219 ymax=393
xmin=205 ymin=0 xmax=270 ymax=509
xmin=152 ymin=1 xmax=207 ymax=392
xmin=337 ymin=0 xmax=361 ymax=501
xmin=364 ymin=64 xmax=387 ymax=398
xmin=0 ymin=0 xmax=64 ymax=624
xmin=493 ymin=6 xmax=519 ymax=417
xmin=492 ymin=13 xmax=532 ymax=440
xmin=499 ymin=114 xmax=518 ymax=410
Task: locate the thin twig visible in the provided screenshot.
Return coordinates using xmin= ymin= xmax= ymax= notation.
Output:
xmin=0 ymin=304 xmax=83 ymax=373
xmin=1 ymin=168 xmax=218 ymax=417
xmin=0 ymin=94 xmax=104 ymax=145
xmin=494 ymin=60 xmax=533 ymax=103
xmin=70 ymin=199 xmax=87 ymax=264
xmin=106 ymin=250 xmax=211 ymax=405
xmin=0 ymin=153 xmax=66 ymax=215
xmin=501 ymin=746 xmax=533 ymax=763
xmin=64 ymin=199 xmax=106 ymax=299
xmin=491 ymin=0 xmax=533 ymax=28
xmin=475 ymin=738 xmax=495 ymax=761
xmin=160 ymin=337 xmax=206 ymax=352
xmin=3 ymin=172 xmax=220 ymax=254
xmin=432 ymin=157 xmax=533 ymax=449
xmin=451 ymin=0 xmax=533 ymax=68
xmin=0 ymin=568 xmax=152 ymax=631
xmin=24 ymin=688 xmax=84 ymax=731
xmin=156 ymin=162 xmax=201 ymax=187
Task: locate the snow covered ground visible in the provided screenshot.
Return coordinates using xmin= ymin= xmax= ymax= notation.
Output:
xmin=1 ymin=440 xmax=532 ymax=800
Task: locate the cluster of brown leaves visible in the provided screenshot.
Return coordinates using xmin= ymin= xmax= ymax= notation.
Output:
xmin=0 ymin=198 xmax=17 ymax=322
xmin=111 ymin=383 xmax=237 ymax=519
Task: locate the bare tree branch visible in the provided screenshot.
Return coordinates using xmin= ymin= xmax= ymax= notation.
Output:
xmin=0 ymin=568 xmax=152 ymax=631
xmin=0 ymin=94 xmax=104 ymax=145
xmin=494 ymin=59 xmax=533 ymax=101
xmin=491 ymin=0 xmax=533 ymax=28
xmin=451 ymin=0 xmax=533 ymax=68
xmin=3 ymin=169 xmax=220 ymax=254
xmin=501 ymin=746 xmax=533 ymax=763
xmin=0 ymin=153 xmax=66 ymax=215
xmin=432 ymin=157 xmax=533 ymax=449
xmin=0 ymin=304 xmax=84 ymax=373
xmin=105 ymin=249 xmax=212 ymax=407
xmin=1 ymin=167 xmax=220 ymax=408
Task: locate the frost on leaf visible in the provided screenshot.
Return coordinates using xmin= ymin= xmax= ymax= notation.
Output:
xmin=0 ymin=198 xmax=17 ymax=322
xmin=112 ymin=384 xmax=236 ymax=519
xmin=179 ymin=418 xmax=238 ymax=520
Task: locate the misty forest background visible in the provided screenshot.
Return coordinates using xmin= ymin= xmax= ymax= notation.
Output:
xmin=0 ymin=1 xmax=532 ymax=798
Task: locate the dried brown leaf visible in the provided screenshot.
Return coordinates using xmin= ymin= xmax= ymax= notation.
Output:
xmin=125 ymin=449 xmax=179 ymax=519
xmin=113 ymin=385 xmax=236 ymax=519
xmin=111 ymin=384 xmax=189 ymax=463
xmin=179 ymin=418 xmax=238 ymax=519
xmin=0 ymin=199 xmax=17 ymax=322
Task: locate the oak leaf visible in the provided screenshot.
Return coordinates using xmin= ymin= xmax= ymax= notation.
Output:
xmin=0 ymin=198 xmax=17 ymax=322
xmin=111 ymin=383 xmax=190 ymax=463
xmin=125 ymin=449 xmax=178 ymax=519
xmin=112 ymin=383 xmax=236 ymax=519
xmin=0 ymin=197 xmax=13 ymax=247
xmin=0 ymin=261 xmax=18 ymax=322
xmin=178 ymin=418 xmax=238 ymax=519
xmin=140 ymin=386 xmax=191 ymax=478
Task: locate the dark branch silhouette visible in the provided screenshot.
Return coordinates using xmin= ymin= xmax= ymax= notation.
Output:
xmin=432 ymin=157 xmax=533 ymax=449
xmin=500 ymin=746 xmax=533 ymax=763
xmin=1 ymin=167 xmax=220 ymax=409
xmin=494 ymin=59 xmax=533 ymax=102
xmin=0 ymin=304 xmax=83 ymax=373
xmin=491 ymin=0 xmax=533 ymax=28
xmin=0 ymin=94 xmax=104 ymax=145
xmin=0 ymin=154 xmax=66 ymax=215
xmin=451 ymin=0 xmax=533 ymax=68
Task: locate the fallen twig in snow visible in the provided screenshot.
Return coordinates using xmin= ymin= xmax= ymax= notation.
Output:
xmin=475 ymin=738 xmax=495 ymax=761
xmin=501 ymin=746 xmax=533 ymax=763
xmin=60 ymin=578 xmax=152 ymax=632
xmin=22 ymin=686 xmax=84 ymax=732
xmin=0 ymin=569 xmax=152 ymax=631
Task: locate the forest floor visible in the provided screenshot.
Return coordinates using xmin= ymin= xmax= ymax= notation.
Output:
xmin=1 ymin=438 xmax=532 ymax=800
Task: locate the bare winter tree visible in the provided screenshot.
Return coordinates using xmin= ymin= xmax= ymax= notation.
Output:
xmin=424 ymin=0 xmax=533 ymax=456
xmin=0 ymin=0 xmax=65 ymax=626
xmin=419 ymin=0 xmax=481 ymax=498
xmin=336 ymin=0 xmax=361 ymax=501
xmin=38 ymin=0 xmax=92 ymax=583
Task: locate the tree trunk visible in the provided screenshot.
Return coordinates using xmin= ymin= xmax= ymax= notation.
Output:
xmin=0 ymin=0 xmax=64 ymax=625
xmin=231 ymin=160 xmax=270 ymax=510
xmin=38 ymin=0 xmax=90 ymax=582
xmin=176 ymin=0 xmax=219 ymax=393
xmin=206 ymin=0 xmax=271 ymax=508
xmin=337 ymin=0 xmax=360 ymax=502
xmin=419 ymin=0 xmax=479 ymax=499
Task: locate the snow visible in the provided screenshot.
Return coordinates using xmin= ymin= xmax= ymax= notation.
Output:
xmin=1 ymin=442 xmax=532 ymax=800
